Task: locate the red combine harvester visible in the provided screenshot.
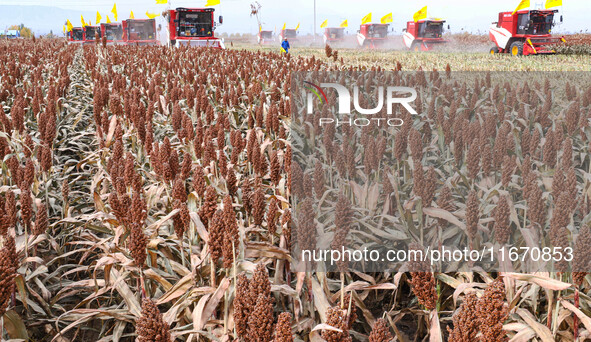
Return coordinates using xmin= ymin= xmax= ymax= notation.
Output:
xmin=279 ymin=28 xmax=297 ymax=42
xmin=489 ymin=9 xmax=565 ymax=56
xmin=100 ymin=23 xmax=124 ymax=45
xmin=257 ymin=30 xmax=273 ymax=44
xmin=403 ymin=19 xmax=448 ymax=51
xmin=323 ymin=27 xmax=345 ymax=44
xmin=122 ymin=19 xmax=159 ymax=46
xmin=67 ymin=27 xmax=84 ymax=44
xmin=357 ymin=24 xmax=389 ymax=48
xmin=164 ymin=8 xmax=224 ymax=48
xmin=83 ymin=25 xmax=100 ymax=45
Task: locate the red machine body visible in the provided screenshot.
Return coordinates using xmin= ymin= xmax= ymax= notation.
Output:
xmin=100 ymin=23 xmax=124 ymax=45
xmin=83 ymin=25 xmax=100 ymax=45
xmin=165 ymin=7 xmax=224 ymax=48
xmin=403 ymin=19 xmax=448 ymax=51
xmin=122 ymin=19 xmax=159 ymax=46
xmin=489 ymin=10 xmax=566 ymax=56
xmin=257 ymin=30 xmax=273 ymax=44
xmin=279 ymin=29 xmax=297 ymax=42
xmin=67 ymin=27 xmax=84 ymax=44
xmin=323 ymin=27 xmax=345 ymax=44
xmin=357 ymin=24 xmax=389 ymax=48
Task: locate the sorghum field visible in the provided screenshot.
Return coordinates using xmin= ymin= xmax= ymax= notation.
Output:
xmin=0 ymin=37 xmax=591 ymax=342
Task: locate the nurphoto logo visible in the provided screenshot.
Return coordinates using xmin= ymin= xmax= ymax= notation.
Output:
xmin=305 ymin=82 xmax=418 ymax=127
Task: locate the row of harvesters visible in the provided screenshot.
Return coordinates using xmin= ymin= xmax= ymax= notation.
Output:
xmin=254 ymin=19 xmax=446 ymax=50
xmin=351 ymin=8 xmax=565 ymax=54
xmin=68 ymin=20 xmax=157 ymax=46
xmin=67 ymin=7 xmax=224 ymax=48
xmin=355 ymin=18 xmax=448 ymax=50
xmin=258 ymin=27 xmax=342 ymax=45
xmin=257 ymin=5 xmax=564 ymax=56
xmin=67 ymin=5 xmax=566 ymax=55
xmin=253 ymin=16 xmax=448 ymax=50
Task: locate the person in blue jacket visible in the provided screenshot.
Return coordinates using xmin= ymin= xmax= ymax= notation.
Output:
xmin=281 ymin=37 xmax=290 ymax=53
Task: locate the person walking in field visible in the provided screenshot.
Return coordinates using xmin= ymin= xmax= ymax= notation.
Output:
xmin=281 ymin=37 xmax=290 ymax=54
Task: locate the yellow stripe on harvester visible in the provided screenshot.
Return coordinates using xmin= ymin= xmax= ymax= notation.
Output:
xmin=527 ymin=39 xmax=537 ymax=54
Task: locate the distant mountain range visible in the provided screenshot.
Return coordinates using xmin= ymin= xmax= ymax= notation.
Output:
xmin=0 ymin=5 xmax=95 ymax=36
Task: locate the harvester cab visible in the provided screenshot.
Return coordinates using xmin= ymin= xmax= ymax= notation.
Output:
xmin=323 ymin=27 xmax=345 ymax=44
xmin=357 ymin=23 xmax=389 ymax=48
xmin=489 ymin=9 xmax=566 ymax=56
xmin=165 ymin=7 xmax=225 ymax=49
xmin=403 ymin=19 xmax=448 ymax=51
xmin=122 ymin=19 xmax=159 ymax=46
xmin=100 ymin=23 xmax=123 ymax=45
xmin=68 ymin=27 xmax=84 ymax=44
xmin=257 ymin=30 xmax=273 ymax=45
xmin=83 ymin=25 xmax=100 ymax=45
xmin=279 ymin=29 xmax=298 ymax=42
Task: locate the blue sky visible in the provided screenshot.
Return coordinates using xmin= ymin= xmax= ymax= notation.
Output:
xmin=0 ymin=0 xmax=588 ymax=35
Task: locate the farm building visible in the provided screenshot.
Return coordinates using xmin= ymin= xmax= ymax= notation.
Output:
xmin=1 ymin=29 xmax=20 ymax=39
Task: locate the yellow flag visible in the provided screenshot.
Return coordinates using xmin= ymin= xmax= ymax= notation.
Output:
xmin=130 ymin=11 xmax=134 ymax=19
xmin=259 ymin=24 xmax=262 ymax=32
xmin=96 ymin=11 xmax=102 ymax=24
xmin=63 ymin=25 xmax=66 ymax=34
xmin=413 ymin=6 xmax=427 ymax=22
xmin=282 ymin=23 xmax=286 ymax=30
xmin=340 ymin=20 xmax=348 ymax=28
xmin=295 ymin=23 xmax=300 ymax=30
xmin=512 ymin=0 xmax=530 ymax=14
xmin=81 ymin=15 xmax=87 ymax=27
xmin=146 ymin=11 xmax=160 ymax=19
xmin=155 ymin=0 xmax=167 ymax=3
xmin=106 ymin=15 xmax=112 ymax=23
xmin=361 ymin=13 xmax=372 ymax=25
xmin=205 ymin=0 xmax=220 ymax=6
xmin=381 ymin=13 xmax=393 ymax=24
xmin=545 ymin=0 xmax=562 ymax=8
xmin=112 ymin=3 xmax=118 ymax=21
xmin=67 ymin=19 xmax=73 ymax=32
xmin=320 ymin=20 xmax=328 ymax=28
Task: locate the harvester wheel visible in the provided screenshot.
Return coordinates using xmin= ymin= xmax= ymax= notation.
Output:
xmin=490 ymin=46 xmax=499 ymax=55
xmin=510 ymin=41 xmax=523 ymax=56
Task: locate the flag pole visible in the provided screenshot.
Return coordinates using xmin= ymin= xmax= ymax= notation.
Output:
xmin=313 ymin=0 xmax=316 ymax=43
